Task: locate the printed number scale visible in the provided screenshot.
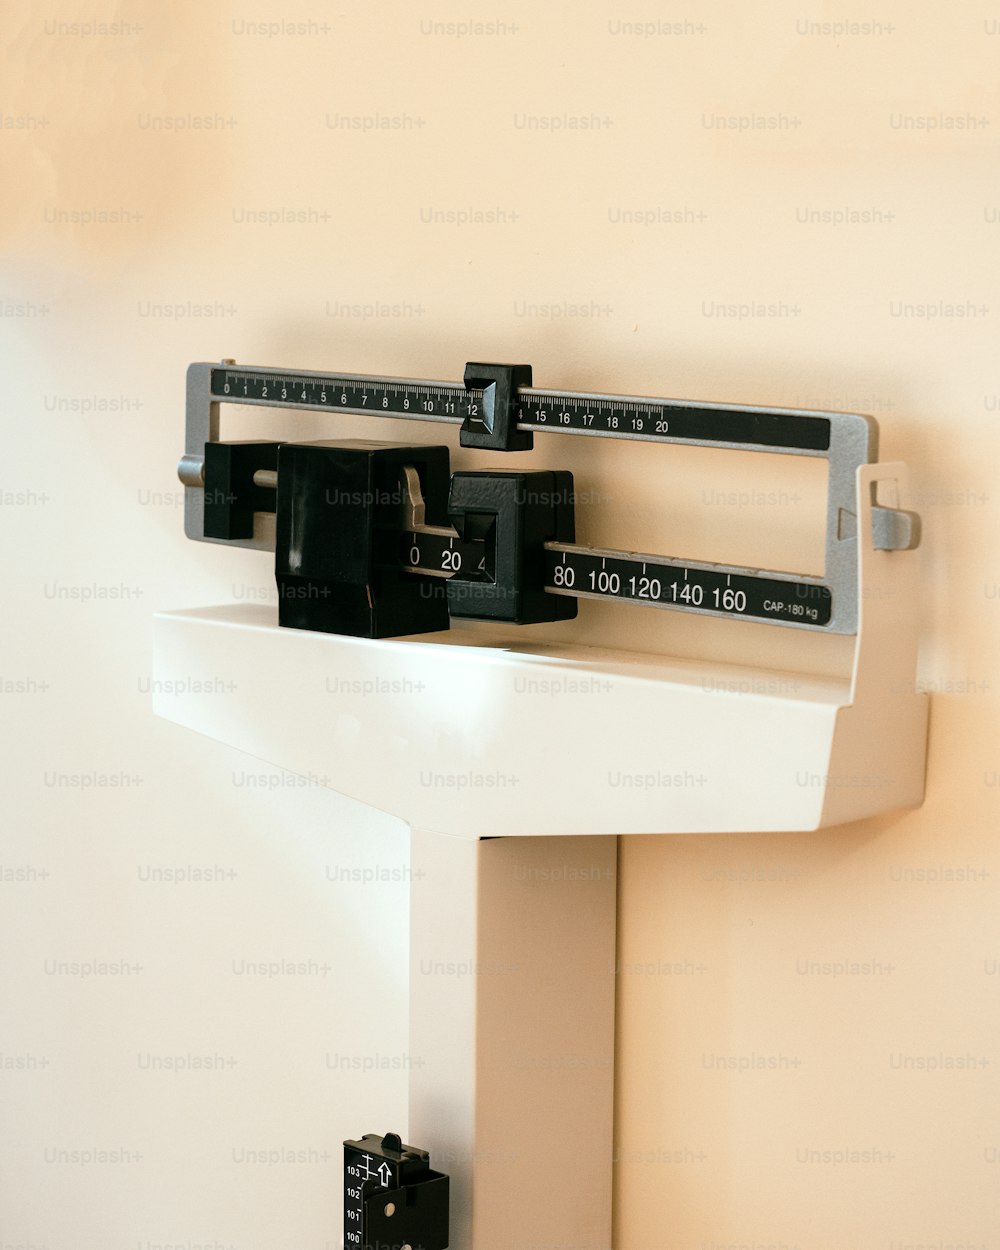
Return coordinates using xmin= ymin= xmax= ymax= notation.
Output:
xmin=179 ymin=358 xmax=919 ymax=639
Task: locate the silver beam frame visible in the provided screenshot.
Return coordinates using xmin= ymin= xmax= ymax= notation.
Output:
xmin=179 ymin=360 xmax=903 ymax=636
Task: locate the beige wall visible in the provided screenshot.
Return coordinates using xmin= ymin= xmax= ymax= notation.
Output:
xmin=2 ymin=1 xmax=997 ymax=1246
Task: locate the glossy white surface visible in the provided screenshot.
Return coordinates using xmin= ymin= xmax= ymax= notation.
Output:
xmin=153 ymin=461 xmax=927 ymax=836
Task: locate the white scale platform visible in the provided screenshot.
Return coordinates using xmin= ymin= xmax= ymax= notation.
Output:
xmin=154 ymin=462 xmax=927 ymax=841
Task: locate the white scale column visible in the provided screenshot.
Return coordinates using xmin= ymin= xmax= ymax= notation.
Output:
xmin=409 ymin=829 xmax=617 ymax=1250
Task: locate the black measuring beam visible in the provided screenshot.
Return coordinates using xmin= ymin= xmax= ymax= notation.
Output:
xmin=209 ymin=366 xmax=832 ymax=453
xmin=403 ymin=531 xmax=833 ymax=628
xmin=344 ymin=1131 xmax=448 ymax=1250
xmin=542 ymin=547 xmax=832 ymax=628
